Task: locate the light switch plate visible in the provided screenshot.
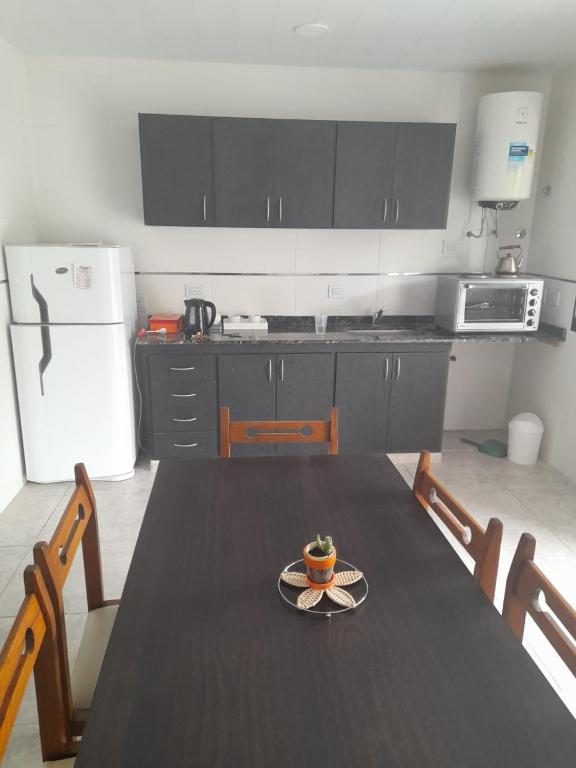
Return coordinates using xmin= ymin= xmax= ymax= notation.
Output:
xmin=136 ymin=292 xmax=146 ymax=313
xmin=328 ymin=285 xmax=346 ymax=299
xmin=185 ymin=284 xmax=203 ymax=298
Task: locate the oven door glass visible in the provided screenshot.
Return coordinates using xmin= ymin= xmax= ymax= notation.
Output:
xmin=463 ymin=286 xmax=527 ymax=324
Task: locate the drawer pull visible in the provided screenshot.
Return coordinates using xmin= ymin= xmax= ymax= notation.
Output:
xmin=171 ymin=393 xmax=197 ymax=398
xmin=170 ymin=366 xmax=196 ymax=372
xmin=173 ymin=442 xmax=199 ymax=448
xmin=172 ymin=417 xmax=197 ymax=423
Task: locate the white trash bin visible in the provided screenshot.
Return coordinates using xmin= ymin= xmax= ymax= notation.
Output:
xmin=508 ymin=412 xmax=544 ymax=465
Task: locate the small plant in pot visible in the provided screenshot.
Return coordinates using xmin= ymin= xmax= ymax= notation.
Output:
xmin=303 ymin=534 xmax=337 ymax=588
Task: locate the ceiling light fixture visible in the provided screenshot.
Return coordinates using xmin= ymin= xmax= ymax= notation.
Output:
xmin=293 ymin=23 xmax=330 ymax=38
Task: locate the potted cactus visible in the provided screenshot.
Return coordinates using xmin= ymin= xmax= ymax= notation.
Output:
xmin=303 ymin=534 xmax=337 ymax=587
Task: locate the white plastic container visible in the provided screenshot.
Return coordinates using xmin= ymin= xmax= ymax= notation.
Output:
xmin=472 ymin=91 xmax=543 ymax=203
xmin=508 ymin=412 xmax=544 ymax=465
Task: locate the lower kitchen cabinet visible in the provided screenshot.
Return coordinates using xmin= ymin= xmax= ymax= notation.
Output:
xmin=387 ymin=351 xmax=449 ymax=452
xmin=276 ymin=353 xmax=335 ymax=455
xmin=218 ymin=354 xmax=276 ymax=456
xmin=336 ymin=350 xmax=449 ymax=453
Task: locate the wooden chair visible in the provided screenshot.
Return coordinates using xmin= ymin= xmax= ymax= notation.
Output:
xmin=219 ymin=406 xmax=339 ymax=457
xmin=0 ymin=564 xmax=75 ymax=765
xmin=33 ymin=463 xmax=119 ymax=751
xmin=503 ymin=533 xmax=576 ymax=676
xmin=413 ymin=452 xmax=503 ymax=602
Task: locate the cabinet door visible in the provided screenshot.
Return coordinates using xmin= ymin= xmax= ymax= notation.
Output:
xmin=213 ymin=118 xmax=275 ymax=227
xmin=387 ymin=352 xmax=449 ymax=452
xmin=139 ymin=114 xmax=214 ymax=226
xmin=274 ymin=121 xmax=336 ymax=228
xmin=335 ymin=353 xmax=392 ymax=454
xmin=276 ymin=353 xmax=335 ymax=455
xmin=218 ymin=354 xmax=276 ymax=456
xmin=333 ymin=122 xmax=396 ymax=228
xmin=391 ymin=123 xmax=456 ymax=229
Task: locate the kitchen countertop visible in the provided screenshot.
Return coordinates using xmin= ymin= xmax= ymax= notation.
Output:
xmin=136 ymin=315 xmax=565 ymax=346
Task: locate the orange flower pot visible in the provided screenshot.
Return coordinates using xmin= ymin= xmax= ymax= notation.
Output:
xmin=303 ymin=542 xmax=337 ymax=590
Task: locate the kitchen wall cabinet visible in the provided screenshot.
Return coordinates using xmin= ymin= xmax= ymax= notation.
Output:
xmin=138 ymin=114 xmax=456 ymax=230
xmin=391 ymin=123 xmax=456 ymax=229
xmin=213 ymin=118 xmax=276 ymax=228
xmin=333 ymin=122 xmax=396 ymax=229
xmin=139 ymin=114 xmax=214 ymax=226
xmin=274 ymin=121 xmax=336 ymax=228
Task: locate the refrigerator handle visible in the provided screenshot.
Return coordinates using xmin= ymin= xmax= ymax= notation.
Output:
xmin=31 ymin=275 xmax=52 ymax=395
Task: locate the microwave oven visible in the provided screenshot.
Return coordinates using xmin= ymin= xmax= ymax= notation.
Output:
xmin=435 ymin=275 xmax=543 ymax=333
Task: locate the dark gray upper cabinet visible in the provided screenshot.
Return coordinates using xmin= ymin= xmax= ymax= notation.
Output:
xmin=336 ymin=352 xmax=391 ymax=454
xmin=213 ymin=118 xmax=276 ymax=227
xmin=218 ymin=353 xmax=276 ymax=456
xmin=276 ymin=353 xmax=335 ymax=455
xmin=391 ymin=123 xmax=456 ymax=229
xmin=387 ymin=351 xmax=449 ymax=452
xmin=274 ymin=121 xmax=336 ymax=228
xmin=139 ymin=114 xmax=214 ymax=226
xmin=333 ymin=122 xmax=396 ymax=229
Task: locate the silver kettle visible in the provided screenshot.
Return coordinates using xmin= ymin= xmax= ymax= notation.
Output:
xmin=496 ymin=245 xmax=524 ymax=275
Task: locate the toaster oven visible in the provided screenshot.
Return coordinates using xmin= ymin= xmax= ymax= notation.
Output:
xmin=435 ymin=275 xmax=543 ymax=333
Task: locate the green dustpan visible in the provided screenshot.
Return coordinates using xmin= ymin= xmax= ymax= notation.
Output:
xmin=461 ymin=437 xmax=507 ymax=458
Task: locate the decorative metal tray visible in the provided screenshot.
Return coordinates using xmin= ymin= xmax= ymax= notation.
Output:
xmin=278 ymin=558 xmax=368 ymax=618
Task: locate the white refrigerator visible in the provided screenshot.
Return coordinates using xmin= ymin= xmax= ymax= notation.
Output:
xmin=7 ymin=245 xmax=137 ymax=483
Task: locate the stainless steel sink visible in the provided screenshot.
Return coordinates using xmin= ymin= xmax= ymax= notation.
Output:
xmin=346 ymin=328 xmax=415 ymax=336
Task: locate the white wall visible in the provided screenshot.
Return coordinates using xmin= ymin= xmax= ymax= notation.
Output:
xmin=508 ymin=69 xmax=576 ymax=481
xmin=0 ymin=35 xmax=37 ymax=510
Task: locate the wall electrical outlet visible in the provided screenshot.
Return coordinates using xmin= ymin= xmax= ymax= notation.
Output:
xmin=442 ymin=239 xmax=459 ymax=254
xmin=136 ymin=292 xmax=146 ymax=314
xmin=185 ymin=284 xmax=203 ymax=299
xmin=328 ymin=285 xmax=346 ymax=299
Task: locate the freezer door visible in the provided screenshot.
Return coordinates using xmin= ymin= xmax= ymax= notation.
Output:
xmin=10 ymin=324 xmax=136 ymax=482
xmin=6 ymin=246 xmax=134 ymax=324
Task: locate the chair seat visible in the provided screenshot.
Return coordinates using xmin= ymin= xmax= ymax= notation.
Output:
xmin=71 ymin=605 xmax=119 ymax=711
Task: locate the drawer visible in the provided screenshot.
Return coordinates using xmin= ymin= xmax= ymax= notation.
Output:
xmin=150 ymin=381 xmax=217 ymax=432
xmin=152 ymin=431 xmax=218 ymax=460
xmin=149 ymin=354 xmax=216 ymax=386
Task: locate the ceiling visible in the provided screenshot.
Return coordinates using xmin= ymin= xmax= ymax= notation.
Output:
xmin=1 ymin=0 xmax=576 ymax=71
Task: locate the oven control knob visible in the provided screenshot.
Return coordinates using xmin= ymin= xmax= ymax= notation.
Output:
xmin=527 ymin=319 xmax=534 ymax=326
xmin=529 ymin=299 xmax=537 ymax=306
xmin=528 ymin=309 xmax=536 ymax=317
xmin=530 ymin=288 xmax=540 ymax=296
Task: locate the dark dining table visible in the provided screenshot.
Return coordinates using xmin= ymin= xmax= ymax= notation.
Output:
xmin=76 ymin=454 xmax=576 ymax=767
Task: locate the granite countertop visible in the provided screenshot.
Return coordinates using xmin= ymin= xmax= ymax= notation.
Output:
xmin=136 ymin=315 xmax=566 ymax=347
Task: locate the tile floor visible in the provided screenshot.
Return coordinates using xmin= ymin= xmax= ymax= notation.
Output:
xmin=1 ymin=433 xmax=575 ymax=765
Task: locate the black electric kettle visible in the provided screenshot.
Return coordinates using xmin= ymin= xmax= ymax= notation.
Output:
xmin=184 ymin=299 xmax=217 ymax=337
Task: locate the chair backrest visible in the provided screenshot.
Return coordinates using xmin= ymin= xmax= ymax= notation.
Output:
xmin=33 ymin=463 xmax=105 ymax=736
xmin=413 ymin=452 xmax=503 ymax=602
xmin=503 ymin=533 xmax=576 ymax=676
xmin=0 ymin=565 xmax=68 ymax=762
xmin=219 ymin=406 xmax=339 ymax=457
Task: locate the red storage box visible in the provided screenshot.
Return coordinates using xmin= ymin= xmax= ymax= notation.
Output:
xmin=148 ymin=314 xmax=183 ymax=332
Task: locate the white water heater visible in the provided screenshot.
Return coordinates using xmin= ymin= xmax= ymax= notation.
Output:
xmin=472 ymin=91 xmax=543 ymax=208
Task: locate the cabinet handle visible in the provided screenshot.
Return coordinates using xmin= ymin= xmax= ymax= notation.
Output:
xmin=172 ymin=417 xmax=197 ymax=423
xmin=266 ymin=196 xmax=271 ymax=223
xmin=384 ymin=357 xmax=389 ymax=381
xmin=170 ymin=366 xmax=196 ymax=372
xmin=202 ymin=194 xmax=207 ymax=222
xmin=279 ymin=358 xmax=285 ymax=382
xmin=394 ymin=198 xmax=400 ymax=224
xmin=278 ymin=196 xmax=283 ymax=223
xmin=171 ymin=392 xmax=197 ymax=398
xmin=382 ymin=198 xmax=388 ymax=224
xmin=173 ymin=442 xmax=198 ymax=448
xmin=394 ymin=357 xmax=401 ymax=381
xmin=266 ymin=358 xmax=272 ymax=383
